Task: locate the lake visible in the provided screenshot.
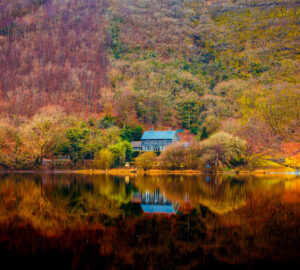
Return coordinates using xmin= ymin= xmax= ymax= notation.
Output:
xmin=0 ymin=172 xmax=299 ymax=269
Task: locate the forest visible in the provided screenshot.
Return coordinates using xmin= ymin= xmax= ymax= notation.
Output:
xmin=0 ymin=0 xmax=299 ymax=170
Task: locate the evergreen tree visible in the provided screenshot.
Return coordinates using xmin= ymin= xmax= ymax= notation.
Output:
xmin=200 ymin=127 xmax=208 ymax=140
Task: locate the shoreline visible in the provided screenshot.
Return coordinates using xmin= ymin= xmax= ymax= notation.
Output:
xmin=0 ymin=167 xmax=298 ymax=176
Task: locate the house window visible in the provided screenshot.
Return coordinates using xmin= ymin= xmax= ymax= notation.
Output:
xmin=154 ymin=147 xmax=160 ymax=151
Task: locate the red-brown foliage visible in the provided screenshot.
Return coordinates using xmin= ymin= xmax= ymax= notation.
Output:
xmin=0 ymin=0 xmax=108 ymax=116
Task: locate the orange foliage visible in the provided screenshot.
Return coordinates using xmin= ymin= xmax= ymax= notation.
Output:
xmin=281 ymin=142 xmax=300 ymax=156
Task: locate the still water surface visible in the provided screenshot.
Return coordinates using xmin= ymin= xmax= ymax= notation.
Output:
xmin=0 ymin=173 xmax=299 ymax=269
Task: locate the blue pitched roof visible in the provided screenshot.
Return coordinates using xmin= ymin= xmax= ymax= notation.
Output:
xmin=141 ymin=204 xmax=176 ymax=214
xmin=141 ymin=130 xmax=177 ymax=140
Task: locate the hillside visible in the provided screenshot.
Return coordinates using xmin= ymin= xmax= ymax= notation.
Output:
xmin=0 ymin=0 xmax=299 ymax=169
xmin=0 ymin=0 xmax=107 ymax=115
xmin=106 ymin=0 xmax=299 ymax=134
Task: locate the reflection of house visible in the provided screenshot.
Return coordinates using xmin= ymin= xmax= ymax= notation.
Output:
xmin=131 ymin=141 xmax=142 ymax=151
xmin=141 ymin=129 xmax=180 ymax=151
xmin=132 ymin=189 xmax=178 ymax=214
xmin=177 ymin=201 xmax=193 ymax=214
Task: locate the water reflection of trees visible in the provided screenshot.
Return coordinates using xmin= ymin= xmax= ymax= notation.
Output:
xmin=134 ymin=174 xmax=248 ymax=214
xmin=43 ymin=174 xmax=133 ymax=217
xmin=0 ymin=174 xmax=299 ymax=232
xmin=0 ymin=174 xmax=134 ymax=232
xmin=133 ymin=174 xmax=300 ymax=214
xmin=0 ymin=173 xmax=299 ymax=268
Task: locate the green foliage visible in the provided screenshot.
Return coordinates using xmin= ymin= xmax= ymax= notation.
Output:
xmin=108 ymin=141 xmax=132 ymax=167
xmin=177 ymin=94 xmax=204 ymax=130
xmin=57 ymin=128 xmax=101 ymax=163
xmin=132 ymin=151 xmax=140 ymax=159
xmin=106 ymin=15 xmax=126 ymax=59
xmin=96 ymin=115 xmax=117 ymax=129
xmin=124 ymin=141 xmax=133 ymax=162
xmin=200 ymin=127 xmax=208 ymax=140
xmin=58 ymin=128 xmax=86 ymax=162
xmin=190 ymin=126 xmax=199 ymax=135
xmin=88 ymin=118 xmax=96 ymax=127
xmin=250 ymin=63 xmax=270 ymax=77
xmin=93 ymin=149 xmax=114 ymax=170
xmin=120 ymin=125 xmax=143 ymax=141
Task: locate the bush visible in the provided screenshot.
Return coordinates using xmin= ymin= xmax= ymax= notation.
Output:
xmin=198 ymin=132 xmax=246 ymax=169
xmin=132 ymin=151 xmax=140 ymax=159
xmin=159 ymin=143 xmax=200 ymax=170
xmin=134 ymin=152 xmax=157 ymax=171
xmin=93 ymin=149 xmax=114 ymax=170
xmin=108 ymin=141 xmax=132 ymax=167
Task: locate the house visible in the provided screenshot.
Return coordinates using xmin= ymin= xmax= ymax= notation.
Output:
xmin=141 ymin=128 xmax=180 ymax=151
xmin=131 ymin=141 xmax=142 ymax=151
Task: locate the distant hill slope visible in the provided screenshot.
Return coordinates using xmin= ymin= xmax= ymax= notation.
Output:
xmin=0 ymin=0 xmax=108 ymax=115
xmin=0 ymin=0 xmax=299 ymax=143
xmin=106 ymin=0 xmax=299 ymax=138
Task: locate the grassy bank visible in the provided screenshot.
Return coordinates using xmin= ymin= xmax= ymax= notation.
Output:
xmin=73 ymin=166 xmax=298 ymax=176
xmin=1 ymin=161 xmax=298 ymax=176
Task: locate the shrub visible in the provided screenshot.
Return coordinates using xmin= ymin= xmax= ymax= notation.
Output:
xmin=93 ymin=149 xmax=114 ymax=170
xmin=132 ymin=151 xmax=140 ymax=159
xmin=198 ymin=132 xmax=246 ymax=169
xmin=159 ymin=143 xmax=200 ymax=170
xmin=134 ymin=152 xmax=157 ymax=171
xmin=108 ymin=141 xmax=132 ymax=167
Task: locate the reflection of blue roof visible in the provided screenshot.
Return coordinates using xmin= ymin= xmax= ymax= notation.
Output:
xmin=141 ymin=204 xmax=176 ymax=214
xmin=141 ymin=131 xmax=177 ymax=140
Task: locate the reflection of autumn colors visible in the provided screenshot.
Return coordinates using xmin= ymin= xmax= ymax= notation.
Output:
xmin=134 ymin=174 xmax=248 ymax=214
xmin=0 ymin=173 xmax=299 ymax=269
xmin=0 ymin=174 xmax=133 ymax=233
xmin=134 ymin=174 xmax=300 ymax=214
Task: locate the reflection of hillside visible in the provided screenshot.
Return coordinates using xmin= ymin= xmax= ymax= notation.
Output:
xmin=0 ymin=174 xmax=67 ymax=234
xmin=283 ymin=180 xmax=300 ymax=204
xmin=0 ymin=173 xmax=299 ymax=231
xmin=0 ymin=174 xmax=134 ymax=232
xmin=0 ymin=173 xmax=299 ymax=267
xmin=42 ymin=174 xmax=133 ymax=209
xmin=133 ymin=175 xmax=247 ymax=214
xmin=133 ymin=175 xmax=300 ymax=214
